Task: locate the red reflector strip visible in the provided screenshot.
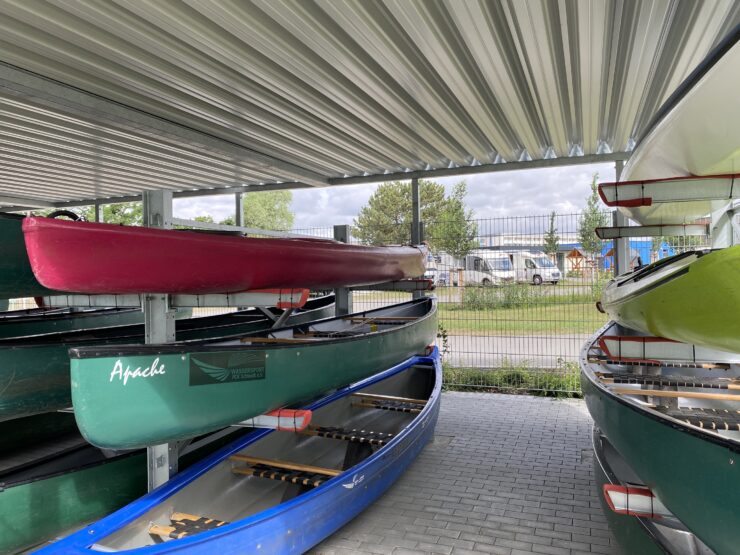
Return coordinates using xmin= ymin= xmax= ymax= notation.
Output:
xmin=242 ymin=409 xmax=312 ymax=432
xmin=603 ymin=484 xmax=669 ymax=519
xmin=249 ymin=288 xmax=310 ymax=309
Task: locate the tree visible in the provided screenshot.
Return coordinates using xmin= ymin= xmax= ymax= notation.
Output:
xmin=578 ymin=174 xmax=610 ymax=258
xmin=75 ymin=202 xmax=143 ymax=225
xmin=543 ymin=211 xmax=559 ymax=257
xmin=221 ymin=191 xmax=294 ymax=230
xmin=353 ymin=180 xmax=477 ymax=258
xmin=431 ymin=182 xmax=478 ymax=259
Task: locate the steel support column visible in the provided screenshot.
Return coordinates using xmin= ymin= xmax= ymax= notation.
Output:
xmin=612 ymin=160 xmax=631 ymax=275
xmin=235 ymin=193 xmax=244 ymax=227
xmin=410 ymin=178 xmax=426 ymax=299
xmin=333 ymin=224 xmax=353 ymax=316
xmin=142 ymin=190 xmax=178 ymax=490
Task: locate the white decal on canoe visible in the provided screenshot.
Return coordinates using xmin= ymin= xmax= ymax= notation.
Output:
xmin=342 ymin=474 xmax=365 ymax=489
xmin=109 ymin=358 xmax=166 ymax=385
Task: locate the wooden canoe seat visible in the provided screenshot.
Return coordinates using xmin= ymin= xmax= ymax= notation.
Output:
xmin=351 ymin=392 xmax=427 ymax=413
xmin=599 ymin=373 xmax=740 ymax=391
xmin=239 ymin=336 xmax=316 ymax=344
xmin=612 ymin=388 xmax=740 ymax=402
xmin=654 ymin=406 xmax=740 ymax=431
xmin=149 ymin=512 xmax=228 ymax=540
xmin=353 ymin=400 xmax=423 ymax=414
xmin=300 ymin=425 xmax=394 ymax=446
xmin=343 ymin=316 xmax=416 ymax=322
xmin=230 ymin=454 xmax=341 ymax=488
xmin=589 ymin=355 xmax=731 ymax=370
xmin=352 ymin=392 xmax=427 ymax=405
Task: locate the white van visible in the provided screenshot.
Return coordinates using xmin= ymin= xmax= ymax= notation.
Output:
xmin=479 ymin=252 xmax=515 ymax=283
xmin=508 ymin=251 xmax=560 ymax=285
xmin=459 ymin=251 xmax=515 ymax=286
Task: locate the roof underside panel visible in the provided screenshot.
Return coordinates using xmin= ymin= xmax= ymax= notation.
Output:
xmin=0 ymin=0 xmax=738 ymax=207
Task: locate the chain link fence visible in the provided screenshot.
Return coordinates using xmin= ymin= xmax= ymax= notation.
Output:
xmin=295 ymin=211 xmax=710 ymax=396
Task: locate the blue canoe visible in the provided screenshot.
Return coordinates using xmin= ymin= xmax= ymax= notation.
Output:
xmin=39 ymin=348 xmax=442 ymax=554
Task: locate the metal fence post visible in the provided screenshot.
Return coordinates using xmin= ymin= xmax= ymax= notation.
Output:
xmin=612 ymin=160 xmax=631 ymax=275
xmin=333 ymin=224 xmax=353 ymax=316
xmin=142 ymin=190 xmax=178 ymax=490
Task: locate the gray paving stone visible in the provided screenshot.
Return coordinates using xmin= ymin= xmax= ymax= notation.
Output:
xmin=309 ymin=392 xmax=618 ymax=555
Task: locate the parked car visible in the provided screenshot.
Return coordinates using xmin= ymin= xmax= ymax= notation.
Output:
xmin=507 ymin=250 xmax=560 ymax=285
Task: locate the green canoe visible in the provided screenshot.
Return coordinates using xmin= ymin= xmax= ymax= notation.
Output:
xmin=70 ymin=298 xmax=437 ymax=449
xmin=0 ymin=296 xmax=333 ymax=422
xmin=581 ymin=322 xmax=740 ymax=555
xmin=600 ymin=246 xmax=740 ymax=353
xmin=0 ymin=306 xmax=149 ymax=339
xmin=0 ymin=213 xmax=56 ymax=299
xmin=0 ymin=413 xmax=251 ymax=554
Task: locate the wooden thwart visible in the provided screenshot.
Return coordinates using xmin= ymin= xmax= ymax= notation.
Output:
xmin=612 ymin=388 xmax=740 ymax=402
xmin=229 ymin=454 xmax=341 ymax=477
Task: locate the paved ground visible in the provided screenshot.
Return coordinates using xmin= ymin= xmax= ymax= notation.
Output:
xmin=309 ymin=392 xmax=619 ymax=555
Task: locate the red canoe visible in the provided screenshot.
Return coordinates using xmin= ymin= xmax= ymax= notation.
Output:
xmin=22 ymin=218 xmax=426 ymax=294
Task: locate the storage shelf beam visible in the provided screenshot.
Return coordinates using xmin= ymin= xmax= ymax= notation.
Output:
xmin=41 ymin=289 xmax=310 ymax=310
xmin=596 ymin=223 xmax=709 ymax=240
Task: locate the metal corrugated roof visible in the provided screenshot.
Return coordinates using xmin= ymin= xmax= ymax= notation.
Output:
xmin=0 ymin=0 xmax=738 ymax=208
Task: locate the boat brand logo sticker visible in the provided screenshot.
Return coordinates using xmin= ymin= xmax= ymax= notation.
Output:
xmin=189 ymin=351 xmax=266 ymax=386
xmin=109 ymin=358 xmax=166 ymax=385
xmin=342 ymin=473 xmax=365 ymax=489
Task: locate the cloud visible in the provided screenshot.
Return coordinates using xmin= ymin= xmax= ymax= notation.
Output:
xmin=173 ymin=162 xmax=617 ymax=231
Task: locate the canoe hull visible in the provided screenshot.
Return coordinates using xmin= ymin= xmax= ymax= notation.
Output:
xmin=581 ymin=326 xmax=740 ymax=555
xmin=591 ymin=426 xmax=713 ymax=555
xmin=601 ymin=246 xmax=740 ymax=353
xmin=619 ymin=37 xmax=740 ymax=224
xmin=0 ymin=307 xmax=145 ymax=339
xmin=592 ymin=430 xmax=666 ymax=555
xmin=70 ymin=299 xmax=437 ymax=448
xmin=0 ymin=297 xmax=333 ymax=422
xmin=0 ymin=453 xmax=146 ymax=554
xmin=39 ymin=350 xmax=442 ymax=554
xmin=23 ymin=217 xmax=426 ymax=294
xmin=0 ymin=214 xmax=55 ymax=299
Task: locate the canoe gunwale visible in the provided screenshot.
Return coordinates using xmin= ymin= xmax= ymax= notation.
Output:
xmin=580 ymin=322 xmax=740 ymax=454
xmin=0 ymin=295 xmax=333 ymax=348
xmin=68 ymin=297 xmax=436 ymax=359
xmin=47 ymin=350 xmax=442 ymax=553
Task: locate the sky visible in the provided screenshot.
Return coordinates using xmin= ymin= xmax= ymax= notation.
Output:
xmin=173 ymin=161 xmax=617 ymax=230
